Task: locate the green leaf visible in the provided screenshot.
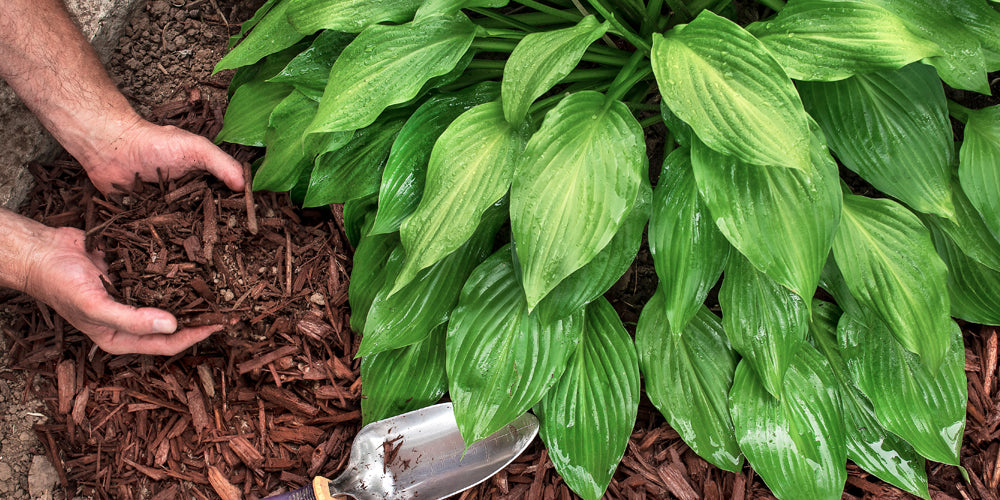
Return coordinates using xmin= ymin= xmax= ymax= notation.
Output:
xmin=691 ymin=122 xmax=841 ymax=301
xmin=359 ymin=203 xmax=505 ymax=355
xmin=307 ymin=14 xmax=477 ymax=134
xmin=808 ymin=300 xmax=930 ymax=500
xmin=268 ymin=30 xmax=356 ymax=100
xmin=370 ymin=82 xmax=501 ymax=236
xmin=650 ymin=146 xmax=729 ymax=333
xmin=303 ymin=112 xmax=407 ymax=206
xmin=215 ymin=0 xmax=306 ymax=72
xmin=361 ymin=324 xmax=447 ymax=425
xmin=501 ymin=16 xmax=609 ymax=124
xmin=920 ymin=176 xmax=1000 ymax=272
xmin=535 ymin=298 xmax=640 ymax=500
xmin=447 ymin=246 xmax=584 ymax=444
xmin=838 ymin=311 xmax=966 ymax=466
xmin=395 ymin=101 xmax=529 ymax=291
xmin=286 ymin=0 xmax=423 ymax=34
xmin=651 ymin=10 xmax=811 ymax=171
xmin=216 ymin=81 xmax=292 ymax=147
xmin=637 ymin=293 xmax=742 ymax=472
xmin=511 ymin=91 xmax=646 ymax=309
xmin=729 ymin=345 xmax=847 ymax=500
xmin=720 ymin=253 xmax=809 ymax=399
xmin=799 ymin=64 xmax=955 ymax=218
xmin=348 ymin=231 xmax=400 ymax=333
xmin=227 ymin=0 xmax=279 ymax=48
xmin=832 ymin=193 xmax=951 ymax=372
xmin=343 ymin=193 xmax=379 ymax=248
xmin=960 ymin=106 xmax=1000 ymax=237
xmin=929 ymin=224 xmax=1000 ymax=325
xmin=415 ymin=0 xmax=509 ymax=20
xmin=535 ymin=181 xmax=650 ymax=325
xmin=746 ymin=0 xmax=940 ymax=81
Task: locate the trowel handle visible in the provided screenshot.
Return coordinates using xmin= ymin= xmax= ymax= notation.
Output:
xmin=261 ymin=476 xmax=353 ymax=500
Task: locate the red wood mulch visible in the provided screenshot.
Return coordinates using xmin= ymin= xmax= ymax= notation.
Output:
xmin=2 ymin=88 xmax=997 ymax=500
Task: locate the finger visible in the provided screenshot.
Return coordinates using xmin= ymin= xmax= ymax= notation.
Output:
xmin=190 ymin=136 xmax=245 ymax=191
xmin=86 ymin=296 xmax=179 ymax=336
xmin=96 ymin=324 xmax=221 ymax=356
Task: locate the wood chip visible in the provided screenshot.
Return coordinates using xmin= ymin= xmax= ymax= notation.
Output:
xmin=207 ymin=465 xmax=241 ymax=500
xmin=57 ymin=359 xmax=75 ymax=414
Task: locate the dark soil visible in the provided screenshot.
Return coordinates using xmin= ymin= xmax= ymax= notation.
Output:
xmin=1 ymin=1 xmax=997 ymax=499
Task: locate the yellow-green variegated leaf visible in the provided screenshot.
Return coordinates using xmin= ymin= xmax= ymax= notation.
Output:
xmin=447 ymin=246 xmax=584 ymax=444
xmin=395 ymin=101 xmax=529 ymax=292
xmin=286 ymin=0 xmax=423 ymax=34
xmin=501 ymin=16 xmax=609 ymax=124
xmin=959 ymin=106 xmax=1000 ymax=237
xmin=691 ymin=123 xmax=841 ymax=302
xmin=832 ymin=194 xmax=951 ymax=373
xmin=929 ymin=224 xmax=1000 ymax=325
xmin=535 ymin=298 xmax=640 ymax=500
xmin=637 ymin=293 xmax=742 ymax=472
xmin=720 ymin=253 xmax=809 ymax=399
xmin=360 ymin=324 xmax=447 ymax=424
xmin=838 ymin=311 xmax=966 ymax=466
xmin=511 ymin=91 xmax=646 ymax=309
xmin=799 ymin=63 xmax=954 ymax=218
xmin=746 ymin=0 xmax=940 ymax=81
xmin=651 ymin=10 xmax=810 ymax=171
xmin=307 ymin=14 xmax=476 ymax=134
xmin=729 ymin=345 xmax=847 ymax=500
xmin=650 ymin=146 xmax=729 ymax=333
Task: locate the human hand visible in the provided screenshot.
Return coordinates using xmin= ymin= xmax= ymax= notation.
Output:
xmin=80 ymin=117 xmax=245 ymax=194
xmin=22 ymin=224 xmax=221 ymax=355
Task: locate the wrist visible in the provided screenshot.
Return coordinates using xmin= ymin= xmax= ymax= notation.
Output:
xmin=0 ymin=209 xmax=57 ymax=294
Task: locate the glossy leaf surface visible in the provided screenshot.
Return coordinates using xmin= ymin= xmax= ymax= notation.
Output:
xmin=308 ymin=14 xmax=476 ymax=134
xmin=637 ymin=294 xmax=742 ymax=472
xmin=511 ymin=91 xmax=645 ymax=309
xmin=691 ymin=124 xmax=841 ymax=302
xmin=839 ymin=312 xmax=966 ymax=466
xmin=501 ymin=16 xmax=608 ymax=124
xmin=286 ymin=0 xmax=423 ymax=34
xmin=651 ymin=11 xmax=810 ymax=171
xmin=536 ymin=298 xmax=640 ymax=500
xmin=447 ymin=247 xmax=584 ymax=444
xmin=929 ymin=225 xmax=1000 ymax=325
xmin=396 ymin=101 xmax=529 ymax=291
xmin=729 ymin=345 xmax=847 ymax=500
xmin=720 ymin=253 xmax=809 ymax=399
xmin=799 ymin=63 xmax=954 ymax=218
xmin=415 ymin=0 xmax=509 ymax=19
xmin=832 ymin=194 xmax=951 ymax=372
xmin=215 ymin=0 xmax=305 ymax=71
xmin=920 ymin=176 xmax=1000 ymax=272
xmin=650 ymin=146 xmax=729 ymax=333
xmin=747 ymin=0 xmax=939 ymax=81
xmin=268 ymin=30 xmax=355 ymax=100
xmin=216 ymin=81 xmax=292 ymax=147
xmin=361 ymin=324 xmax=447 ymax=424
xmin=959 ymin=106 xmax=1000 ymax=237
xmin=348 ymin=232 xmax=399 ymax=333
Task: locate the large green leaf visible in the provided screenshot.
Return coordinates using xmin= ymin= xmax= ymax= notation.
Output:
xmin=838 ymin=312 xmax=966 ymax=466
xmin=348 ymin=231 xmax=399 ymax=333
xmin=360 ymin=324 xmax=447 ymax=425
xmin=535 ymin=181 xmax=650 ymax=325
xmin=959 ymin=106 xmax=1000 ymax=237
xmin=501 ymin=16 xmax=609 ymax=124
xmin=720 ymin=253 xmax=809 ymax=399
xmin=920 ymin=176 xmax=1000 ymax=272
xmin=286 ymin=0 xmax=423 ymax=34
xmin=342 ymin=193 xmax=379 ymax=248
xmin=447 ymin=246 xmax=584 ymax=444
xmin=359 ymin=203 xmax=504 ymax=355
xmin=370 ymin=82 xmax=500 ymax=236
xmin=746 ymin=0 xmax=940 ymax=81
xmin=307 ymin=14 xmax=476 ymax=134
xmin=535 ymin=298 xmax=640 ymax=500
xmin=511 ymin=91 xmax=646 ymax=309
xmin=729 ymin=345 xmax=847 ymax=500
xmin=303 ymin=113 xmax=407 ymax=206
xmin=636 ymin=293 xmax=742 ymax=472
xmin=215 ymin=0 xmax=305 ymax=72
xmin=808 ymin=300 xmax=930 ymax=500
xmin=691 ymin=123 xmax=841 ymax=301
xmin=798 ymin=63 xmax=955 ymax=218
xmin=649 ymin=146 xmax=729 ymax=333
xmin=831 ymin=193 xmax=951 ymax=372
xmin=929 ymin=224 xmax=1000 ymax=325
xmin=395 ymin=101 xmax=530 ymax=292
xmin=216 ymin=81 xmax=292 ymax=147
xmin=415 ymin=0 xmax=509 ymax=20
xmin=651 ymin=10 xmax=811 ymax=171
xmin=268 ymin=30 xmax=356 ymax=100
xmin=226 ymin=0 xmax=278 ymax=48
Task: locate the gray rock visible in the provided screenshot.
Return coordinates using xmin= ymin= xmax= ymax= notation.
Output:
xmin=27 ymin=455 xmax=57 ymax=499
xmin=0 ymin=0 xmax=144 ymax=210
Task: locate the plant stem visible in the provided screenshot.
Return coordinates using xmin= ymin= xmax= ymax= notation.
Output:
xmin=471 ymin=39 xmax=519 ymax=53
xmin=469 ymin=9 xmax=575 ymax=30
xmin=641 ymin=0 xmax=667 ymax=35
xmin=472 ymin=38 xmax=628 ymax=65
xmin=585 ymin=0 xmax=652 ymax=51
xmin=948 ymin=99 xmax=972 ymax=124
xmin=639 ymin=113 xmax=663 ymax=128
xmin=467 ymin=59 xmax=507 ymax=71
xmin=661 ymin=0 xmax=690 ymax=24
xmin=756 ymin=0 xmax=785 ymax=12
xmin=563 ymin=68 xmax=622 ymax=81
xmin=513 ymin=0 xmax=585 ymax=22
xmin=606 ymin=50 xmax=651 ymax=102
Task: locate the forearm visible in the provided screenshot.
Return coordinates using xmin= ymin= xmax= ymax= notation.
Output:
xmin=0 ymin=208 xmax=51 ymax=293
xmin=0 ymin=0 xmax=141 ymax=167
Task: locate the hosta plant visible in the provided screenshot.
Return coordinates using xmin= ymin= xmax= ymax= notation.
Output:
xmin=216 ymin=0 xmax=1000 ymax=498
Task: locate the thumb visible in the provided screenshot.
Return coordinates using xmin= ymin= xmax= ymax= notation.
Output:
xmin=189 ymin=136 xmax=245 ymax=191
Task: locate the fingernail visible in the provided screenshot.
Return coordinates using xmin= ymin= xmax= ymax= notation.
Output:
xmin=153 ymin=319 xmax=175 ymax=334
